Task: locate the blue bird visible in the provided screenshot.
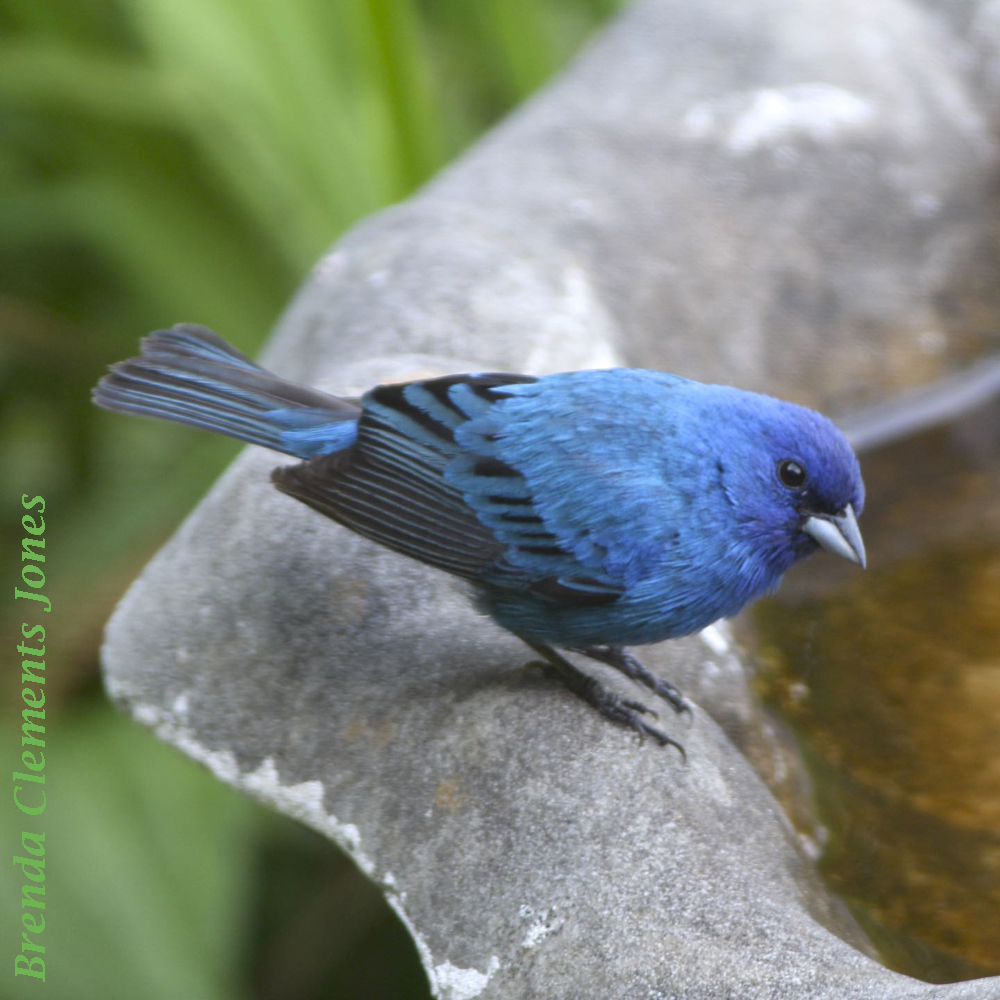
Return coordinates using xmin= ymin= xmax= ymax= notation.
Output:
xmin=93 ymin=324 xmax=865 ymax=753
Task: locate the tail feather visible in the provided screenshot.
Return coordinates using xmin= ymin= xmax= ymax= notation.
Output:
xmin=93 ymin=324 xmax=360 ymax=459
xmin=134 ymin=324 xmax=267 ymax=368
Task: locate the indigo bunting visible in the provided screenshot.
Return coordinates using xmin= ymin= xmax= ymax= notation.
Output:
xmin=94 ymin=325 xmax=865 ymax=753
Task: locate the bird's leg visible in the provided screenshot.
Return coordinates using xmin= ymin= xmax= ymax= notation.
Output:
xmin=520 ymin=638 xmax=686 ymax=757
xmin=570 ymin=644 xmax=691 ymax=718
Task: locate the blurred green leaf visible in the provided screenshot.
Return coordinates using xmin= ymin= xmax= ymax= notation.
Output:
xmin=0 ymin=1 xmax=625 ymax=996
xmin=0 ymin=700 xmax=258 ymax=1000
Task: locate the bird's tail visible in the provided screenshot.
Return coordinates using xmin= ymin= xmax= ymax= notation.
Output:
xmin=92 ymin=324 xmax=361 ymax=459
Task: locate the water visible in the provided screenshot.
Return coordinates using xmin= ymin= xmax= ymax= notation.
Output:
xmin=743 ymin=362 xmax=1000 ymax=983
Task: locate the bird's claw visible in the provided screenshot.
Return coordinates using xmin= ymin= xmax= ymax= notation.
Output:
xmin=524 ymin=640 xmax=687 ymax=758
xmin=622 ymin=697 xmax=659 ymax=722
xmin=582 ymin=677 xmax=685 ymax=758
xmin=573 ymin=644 xmax=693 ymax=718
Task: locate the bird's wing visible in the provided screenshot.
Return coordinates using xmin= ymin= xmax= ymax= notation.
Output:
xmin=524 ymin=574 xmax=623 ymax=606
xmin=271 ymin=372 xmax=625 ymax=604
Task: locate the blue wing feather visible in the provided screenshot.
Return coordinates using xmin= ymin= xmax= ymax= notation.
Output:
xmin=273 ymin=372 xmax=624 ymax=603
xmin=272 ymin=375 xmax=527 ymax=578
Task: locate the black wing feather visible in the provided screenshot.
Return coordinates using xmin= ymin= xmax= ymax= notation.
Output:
xmin=271 ymin=373 xmax=537 ymax=578
xmin=271 ymin=370 xmax=624 ymax=606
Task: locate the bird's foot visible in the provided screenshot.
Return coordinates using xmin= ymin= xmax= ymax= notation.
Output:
xmin=571 ymin=644 xmax=692 ymax=719
xmin=521 ymin=639 xmax=686 ymax=758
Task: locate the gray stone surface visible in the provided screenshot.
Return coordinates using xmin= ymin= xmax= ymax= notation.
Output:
xmin=102 ymin=0 xmax=1000 ymax=997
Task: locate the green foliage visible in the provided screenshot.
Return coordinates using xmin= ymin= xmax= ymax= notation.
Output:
xmin=0 ymin=0 xmax=622 ymax=996
xmin=1 ymin=701 xmax=256 ymax=1000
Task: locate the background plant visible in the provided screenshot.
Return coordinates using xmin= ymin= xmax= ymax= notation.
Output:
xmin=0 ymin=1 xmax=622 ymax=996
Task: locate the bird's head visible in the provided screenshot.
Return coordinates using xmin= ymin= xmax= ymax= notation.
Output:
xmin=709 ymin=388 xmax=866 ymax=575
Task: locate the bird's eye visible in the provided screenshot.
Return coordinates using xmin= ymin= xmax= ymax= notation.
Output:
xmin=777 ymin=459 xmax=807 ymax=489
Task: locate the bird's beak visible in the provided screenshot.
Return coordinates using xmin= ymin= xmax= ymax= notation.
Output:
xmin=801 ymin=504 xmax=866 ymax=568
